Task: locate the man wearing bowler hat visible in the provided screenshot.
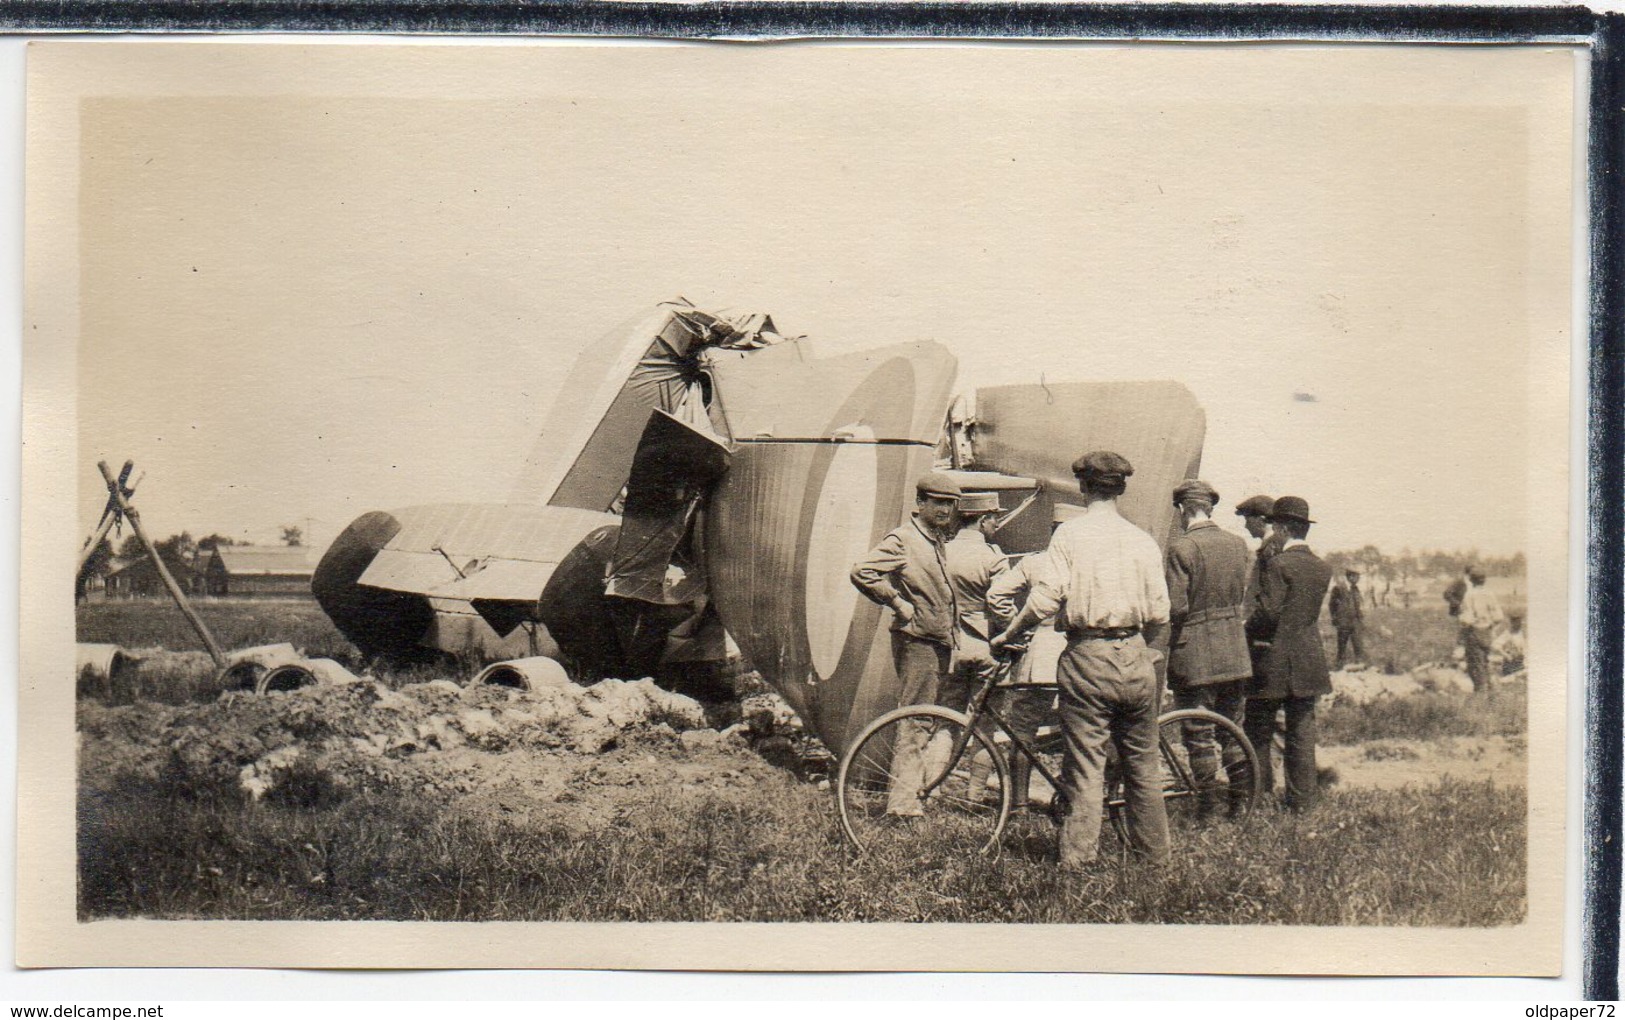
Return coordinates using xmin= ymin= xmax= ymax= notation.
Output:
xmin=1243 ymin=495 xmax=1334 ymax=813
xmin=1165 ymin=479 xmax=1254 ymax=818
xmin=850 ymin=471 xmax=963 ymax=816
xmin=993 ymin=451 xmax=1171 ymax=868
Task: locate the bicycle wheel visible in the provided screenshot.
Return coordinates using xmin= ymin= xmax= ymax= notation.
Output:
xmin=1154 ymin=708 xmax=1262 ymax=826
xmin=1106 ymin=708 xmax=1261 ymax=841
xmin=836 ymin=705 xmax=1011 ymax=857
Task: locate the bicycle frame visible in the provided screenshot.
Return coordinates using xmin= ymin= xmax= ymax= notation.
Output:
xmin=915 ymin=657 xmax=1217 ymax=815
xmin=915 ymin=658 xmax=1069 ymax=806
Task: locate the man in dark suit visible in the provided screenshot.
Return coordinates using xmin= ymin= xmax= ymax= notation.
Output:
xmin=1165 ymin=480 xmax=1254 ymax=817
xmin=1243 ymin=496 xmax=1334 ymax=813
xmin=1328 ymin=568 xmax=1365 ymax=669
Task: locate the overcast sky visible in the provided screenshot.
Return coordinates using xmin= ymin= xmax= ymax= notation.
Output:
xmin=69 ymin=43 xmax=1576 ymax=558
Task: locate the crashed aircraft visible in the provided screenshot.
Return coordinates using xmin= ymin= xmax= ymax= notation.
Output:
xmin=313 ymin=300 xmax=1205 ymax=755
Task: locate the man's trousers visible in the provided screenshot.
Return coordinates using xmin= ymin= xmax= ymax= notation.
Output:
xmin=1055 ymin=634 xmax=1170 ymax=867
xmin=1243 ymin=694 xmax=1321 ymax=812
xmin=1171 ymin=679 xmax=1250 ymax=813
xmin=1462 ymin=626 xmax=1493 ymax=692
xmin=886 ymin=633 xmax=953 ymax=816
xmin=1334 ymin=626 xmax=1364 ymax=669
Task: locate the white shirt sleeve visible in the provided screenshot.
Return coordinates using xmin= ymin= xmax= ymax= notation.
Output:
xmin=1023 ymin=539 xmax=1067 ymax=622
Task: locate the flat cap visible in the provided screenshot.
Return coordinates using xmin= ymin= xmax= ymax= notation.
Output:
xmin=1173 ymin=479 xmax=1220 ymax=506
xmin=1071 ymin=449 xmax=1134 ymax=480
xmin=1235 ymin=495 xmax=1276 ymax=518
xmin=1051 ymin=502 xmax=1085 ymax=525
xmin=1268 ymin=495 xmax=1315 ymax=524
xmin=957 ymin=491 xmax=1001 ymax=515
xmin=1466 ymin=565 xmax=1486 ymax=583
xmin=915 ymin=471 xmax=963 ymax=500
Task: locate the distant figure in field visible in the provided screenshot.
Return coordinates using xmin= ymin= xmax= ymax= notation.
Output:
xmin=1163 ymin=480 xmax=1253 ymax=819
xmin=1328 ymin=568 xmax=1366 ymax=669
xmin=1443 ymin=568 xmax=1469 ymax=618
xmin=1494 ymin=613 xmax=1526 ymax=675
xmin=1244 ymin=496 xmax=1333 ymax=814
xmin=1457 ymin=567 xmax=1505 ymax=693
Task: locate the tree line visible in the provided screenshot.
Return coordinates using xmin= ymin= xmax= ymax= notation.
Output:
xmin=1321 ymin=546 xmax=1526 ymax=586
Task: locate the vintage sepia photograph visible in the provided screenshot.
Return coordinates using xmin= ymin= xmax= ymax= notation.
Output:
xmin=19 ymin=39 xmax=1579 ymax=972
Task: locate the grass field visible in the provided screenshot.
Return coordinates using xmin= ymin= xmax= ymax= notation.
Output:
xmin=1319 ymin=681 xmax=1525 ymax=746
xmin=77 ymin=598 xmax=356 ymax=660
xmin=75 ymin=596 xmax=1528 ymax=926
xmin=79 ymin=755 xmax=1523 ymax=926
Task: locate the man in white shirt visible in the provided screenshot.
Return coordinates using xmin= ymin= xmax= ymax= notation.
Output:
xmin=1458 ymin=566 xmax=1504 ymax=692
xmin=993 ymin=451 xmax=1171 ymax=869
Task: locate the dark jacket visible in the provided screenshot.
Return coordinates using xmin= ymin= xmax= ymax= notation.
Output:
xmin=850 ymin=517 xmax=957 ymax=646
xmin=1247 ymin=543 xmax=1334 ymax=699
xmin=1328 ymin=582 xmax=1363 ymax=630
xmin=1165 ymin=521 xmax=1252 ymax=686
xmin=1244 ymin=532 xmax=1286 ymax=641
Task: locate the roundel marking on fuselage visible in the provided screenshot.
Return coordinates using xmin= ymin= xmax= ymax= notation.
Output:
xmin=803 ymin=425 xmax=879 ymax=680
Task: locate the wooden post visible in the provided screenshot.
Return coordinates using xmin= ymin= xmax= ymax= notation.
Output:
xmin=78 ymin=460 xmax=134 ymax=574
xmin=96 ymin=460 xmax=227 ymax=669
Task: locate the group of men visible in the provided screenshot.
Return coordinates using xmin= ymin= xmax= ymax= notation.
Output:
xmin=849 ymin=452 xmax=1335 ymax=871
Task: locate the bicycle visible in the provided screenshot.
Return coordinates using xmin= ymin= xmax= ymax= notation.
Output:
xmin=835 ymin=654 xmax=1262 ymax=857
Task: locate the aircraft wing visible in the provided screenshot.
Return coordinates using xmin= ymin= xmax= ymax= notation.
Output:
xmin=314 ymin=502 xmax=616 ymax=661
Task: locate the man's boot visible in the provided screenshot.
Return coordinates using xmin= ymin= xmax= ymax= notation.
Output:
xmin=1010 ymin=753 xmax=1032 ymax=812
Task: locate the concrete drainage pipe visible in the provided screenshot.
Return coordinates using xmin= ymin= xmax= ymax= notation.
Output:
xmin=217 ymin=643 xmax=305 ymax=693
xmin=473 ymin=656 xmax=570 ymax=691
xmin=77 ymin=643 xmax=141 ymax=700
xmin=256 ymin=657 xmax=362 ymax=695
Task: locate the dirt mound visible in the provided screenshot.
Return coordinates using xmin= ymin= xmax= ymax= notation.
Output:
xmin=1327 ymin=667 xmax=1421 ymax=705
xmin=79 ymin=675 xmax=720 ymax=805
xmin=1408 ymin=662 xmax=1477 ymax=696
xmin=1327 ymin=662 xmax=1478 ymax=705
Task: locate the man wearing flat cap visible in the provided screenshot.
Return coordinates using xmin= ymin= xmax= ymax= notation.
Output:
xmin=1235 ymin=494 xmax=1283 ymax=603
xmin=1165 ymin=479 xmax=1254 ymax=818
xmin=1243 ymin=496 xmax=1333 ymax=813
xmin=993 ymin=451 xmax=1171 ymax=868
xmin=850 ymin=471 xmax=963 ymax=815
xmin=1236 ymin=494 xmax=1283 ymax=719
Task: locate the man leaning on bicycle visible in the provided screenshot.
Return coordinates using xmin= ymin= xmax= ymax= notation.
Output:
xmin=992 ymin=450 xmax=1172 ymax=871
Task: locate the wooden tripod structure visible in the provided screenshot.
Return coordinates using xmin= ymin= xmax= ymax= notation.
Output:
xmin=83 ymin=459 xmax=227 ymax=669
